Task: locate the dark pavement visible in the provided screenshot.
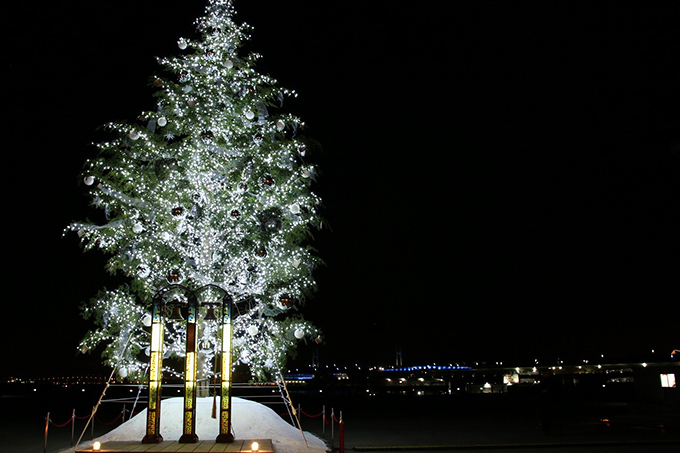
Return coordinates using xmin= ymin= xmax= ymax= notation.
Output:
xmin=294 ymin=392 xmax=680 ymax=452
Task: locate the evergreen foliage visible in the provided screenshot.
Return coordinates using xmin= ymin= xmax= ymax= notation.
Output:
xmin=69 ymin=0 xmax=323 ymax=381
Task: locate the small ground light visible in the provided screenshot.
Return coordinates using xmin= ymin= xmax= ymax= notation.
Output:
xmin=251 ymin=441 xmax=259 ymax=452
xmin=92 ymin=441 xmax=101 ymax=451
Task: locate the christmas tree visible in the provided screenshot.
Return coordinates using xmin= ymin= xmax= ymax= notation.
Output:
xmin=69 ymin=0 xmax=323 ymax=381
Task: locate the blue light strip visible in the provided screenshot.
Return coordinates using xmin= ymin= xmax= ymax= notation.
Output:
xmin=285 ymin=373 xmax=315 ymax=380
xmin=381 ymin=365 xmax=471 ymax=372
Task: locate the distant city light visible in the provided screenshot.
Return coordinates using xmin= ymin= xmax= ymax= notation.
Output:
xmin=381 ymin=365 xmax=471 ymax=372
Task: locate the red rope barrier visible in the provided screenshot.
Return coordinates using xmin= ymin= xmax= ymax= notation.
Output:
xmin=95 ymin=412 xmax=123 ymax=426
xmin=49 ymin=410 xmax=123 ymax=427
xmin=49 ymin=418 xmax=72 ymax=429
xmin=280 ymin=409 xmax=325 ymax=419
xmin=278 ymin=405 xmax=343 ymax=433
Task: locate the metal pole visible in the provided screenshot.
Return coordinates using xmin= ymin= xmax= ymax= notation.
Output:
xmin=212 ymin=350 xmax=219 ymax=419
xmin=44 ymin=412 xmax=49 ymax=453
xmin=322 ymin=405 xmax=325 ymax=435
xmin=339 ymin=411 xmax=345 ymax=453
xmin=71 ymin=409 xmax=75 ymax=446
xmin=331 ymin=408 xmax=335 ymax=450
xmin=212 ymin=373 xmax=218 ymax=419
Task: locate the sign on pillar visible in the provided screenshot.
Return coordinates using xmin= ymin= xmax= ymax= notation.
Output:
xmin=180 ymin=294 xmax=199 ymax=443
xmin=142 ymin=296 xmax=165 ymax=444
xmin=142 ymin=285 xmax=235 ymax=445
xmin=216 ymin=294 xmax=234 ymax=443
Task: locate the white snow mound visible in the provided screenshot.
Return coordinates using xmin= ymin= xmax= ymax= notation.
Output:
xmin=77 ymin=397 xmax=328 ymax=453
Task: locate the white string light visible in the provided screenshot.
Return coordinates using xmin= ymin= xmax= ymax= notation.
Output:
xmin=70 ymin=0 xmax=322 ymax=381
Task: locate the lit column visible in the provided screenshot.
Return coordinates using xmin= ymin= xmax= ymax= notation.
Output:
xmin=179 ymin=294 xmax=199 ymax=443
xmin=216 ymin=294 xmax=234 ymax=443
xmin=142 ymin=295 xmax=165 ymax=443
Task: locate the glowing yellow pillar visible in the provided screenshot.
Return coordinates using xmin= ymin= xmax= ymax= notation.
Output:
xmin=142 ymin=296 xmax=164 ymax=443
xmin=216 ymin=294 xmax=234 ymax=443
xmin=179 ymin=296 xmax=199 ymax=443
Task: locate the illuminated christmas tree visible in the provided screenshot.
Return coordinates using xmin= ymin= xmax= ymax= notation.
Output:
xmin=69 ymin=0 xmax=322 ymax=381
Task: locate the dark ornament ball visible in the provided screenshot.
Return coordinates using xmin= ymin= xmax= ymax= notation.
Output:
xmin=279 ymin=295 xmax=295 ymax=307
xmin=167 ymin=270 xmax=181 ymax=283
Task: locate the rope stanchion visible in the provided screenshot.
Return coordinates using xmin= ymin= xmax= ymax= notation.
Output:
xmin=43 ymin=400 xmax=137 ymax=451
xmin=272 ymin=399 xmax=346 ymax=451
xmin=71 ymin=409 xmax=76 ymax=446
xmin=339 ymin=411 xmax=345 ymax=453
xmin=274 ymin=402 xmax=344 ymax=451
xmin=44 ymin=411 xmax=73 ymax=452
xmin=48 ymin=410 xmax=124 ymax=427
xmin=330 ymin=408 xmax=335 ymax=451
xmin=44 ymin=412 xmax=49 ymax=453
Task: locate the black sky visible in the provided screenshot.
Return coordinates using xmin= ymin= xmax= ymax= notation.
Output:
xmin=3 ymin=1 xmax=679 ymax=375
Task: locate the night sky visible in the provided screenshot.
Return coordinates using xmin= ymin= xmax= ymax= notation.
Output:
xmin=3 ymin=1 xmax=679 ymax=376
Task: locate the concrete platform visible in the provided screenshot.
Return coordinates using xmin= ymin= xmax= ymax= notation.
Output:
xmin=75 ymin=439 xmax=273 ymax=453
